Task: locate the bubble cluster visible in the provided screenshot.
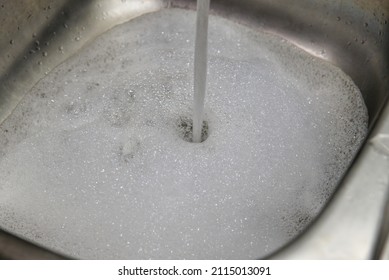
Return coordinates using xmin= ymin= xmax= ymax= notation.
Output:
xmin=0 ymin=9 xmax=368 ymax=259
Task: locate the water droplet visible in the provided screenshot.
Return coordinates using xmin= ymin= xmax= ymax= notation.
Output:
xmin=75 ymin=37 xmax=80 ymax=41
xmin=42 ymin=51 xmax=48 ymax=57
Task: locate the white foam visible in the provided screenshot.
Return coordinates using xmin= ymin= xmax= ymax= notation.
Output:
xmin=0 ymin=8 xmax=368 ymax=259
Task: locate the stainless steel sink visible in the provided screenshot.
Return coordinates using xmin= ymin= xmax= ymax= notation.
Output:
xmin=0 ymin=0 xmax=388 ymax=259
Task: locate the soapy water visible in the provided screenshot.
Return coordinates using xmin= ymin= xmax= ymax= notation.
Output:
xmin=0 ymin=9 xmax=368 ymax=259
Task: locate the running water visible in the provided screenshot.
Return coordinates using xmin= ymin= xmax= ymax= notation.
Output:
xmin=0 ymin=8 xmax=368 ymax=259
xmin=193 ymin=0 xmax=210 ymax=143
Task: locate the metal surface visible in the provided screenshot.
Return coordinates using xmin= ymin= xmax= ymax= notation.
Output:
xmin=0 ymin=229 xmax=68 ymax=259
xmin=0 ymin=0 xmax=389 ymax=259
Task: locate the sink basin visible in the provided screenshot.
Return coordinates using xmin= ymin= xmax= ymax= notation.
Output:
xmin=0 ymin=0 xmax=388 ymax=259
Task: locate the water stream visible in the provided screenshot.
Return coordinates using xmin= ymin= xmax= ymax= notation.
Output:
xmin=193 ymin=0 xmax=210 ymax=143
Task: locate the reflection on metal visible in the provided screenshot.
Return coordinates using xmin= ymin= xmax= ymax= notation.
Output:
xmin=0 ymin=0 xmax=389 ymax=259
xmin=371 ymin=134 xmax=389 ymax=157
xmin=371 ymin=184 xmax=389 ymax=259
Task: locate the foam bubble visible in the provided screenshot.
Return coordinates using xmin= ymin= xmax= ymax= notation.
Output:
xmin=0 ymin=8 xmax=368 ymax=259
